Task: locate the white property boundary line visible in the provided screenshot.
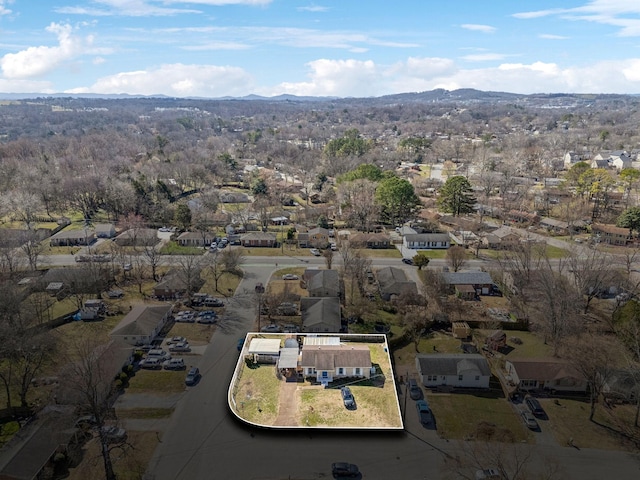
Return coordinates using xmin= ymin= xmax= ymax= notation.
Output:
xmin=227 ymin=333 xmax=404 ymax=430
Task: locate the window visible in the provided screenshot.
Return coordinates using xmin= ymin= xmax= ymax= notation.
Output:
xmin=427 ymin=375 xmax=437 ymax=382
xmin=521 ymin=379 xmax=537 ymax=388
xmin=338 ymin=368 xmax=344 ymax=375
xmin=322 ymin=371 xmax=328 ymax=378
xmin=355 ymin=368 xmax=361 ymax=376
xmin=458 ymin=375 xmax=463 ymax=381
xmin=475 ymin=375 xmax=480 ymax=381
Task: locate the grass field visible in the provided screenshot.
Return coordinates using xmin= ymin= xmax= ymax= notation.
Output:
xmin=232 ymin=362 xmax=281 ymax=425
xmin=126 ymin=370 xmax=187 ymax=395
xmin=427 ymin=392 xmax=531 ymax=442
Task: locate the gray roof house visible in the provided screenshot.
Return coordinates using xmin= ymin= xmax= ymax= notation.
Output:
xmin=49 ymin=228 xmax=95 ymax=247
xmin=94 ymin=223 xmax=116 ymax=238
xmin=376 ymin=266 xmax=418 ymax=301
xmin=306 ymin=269 xmax=341 ymax=298
xmin=416 ymin=353 xmax=491 ymax=389
xmin=300 ymin=343 xmax=371 ymax=384
xmin=403 ymin=233 xmax=450 ymax=250
xmin=110 ymin=304 xmax=172 ymax=346
xmin=300 ymin=297 xmax=341 ymax=333
xmin=114 ymin=228 xmax=159 ymax=247
xmin=442 ymin=271 xmax=495 ymax=296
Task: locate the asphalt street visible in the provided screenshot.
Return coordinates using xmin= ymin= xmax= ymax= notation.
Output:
xmin=142 ymin=263 xmax=640 ymax=480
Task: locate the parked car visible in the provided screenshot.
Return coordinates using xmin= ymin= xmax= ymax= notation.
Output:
xmin=185 ymin=367 xmax=201 ymax=386
xmin=107 ymin=289 xmax=124 ymax=299
xmin=521 ymin=410 xmax=539 ymax=430
xmin=101 ymin=426 xmax=127 ymax=443
xmin=163 ymin=358 xmax=186 ymax=370
xmin=408 ymin=379 xmax=423 ymax=400
xmin=198 ymin=310 xmax=216 ymax=318
xmin=197 ymin=314 xmax=217 ymax=324
xmin=282 ymin=274 xmax=299 ymax=280
xmin=341 ymin=386 xmax=356 ymax=409
xmin=261 ymin=324 xmax=282 ymax=333
xmin=147 ymin=349 xmax=170 ymax=360
xmin=237 ymin=338 xmax=245 ymax=351
xmin=310 ymin=248 xmax=321 ymax=256
xmin=475 ymin=468 xmax=501 ymax=480
xmin=401 ymin=258 xmax=414 ymax=265
xmin=204 ymin=297 xmax=224 ymax=307
xmin=140 ymin=357 xmax=163 ymax=369
xmin=525 ymin=396 xmax=546 ymax=417
xmin=174 ymin=311 xmax=195 ymax=323
xmin=415 ymin=400 xmax=433 ymax=426
xmin=330 ymin=243 xmax=337 ymax=251
xmin=331 ymin=462 xmax=360 ymax=478
xmin=166 ymin=336 xmax=186 ymax=345
xmin=169 ymin=342 xmax=191 ymax=353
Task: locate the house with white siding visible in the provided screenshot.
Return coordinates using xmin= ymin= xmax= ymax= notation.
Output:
xmin=416 ymin=354 xmax=491 ymax=389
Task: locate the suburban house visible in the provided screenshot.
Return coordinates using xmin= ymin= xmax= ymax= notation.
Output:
xmin=481 ymin=226 xmax=521 ymax=249
xmin=49 ymin=228 xmax=95 ymax=247
xmin=240 ymin=232 xmax=277 ymax=248
xmin=504 ymin=358 xmax=587 ymax=393
xmin=592 ymin=223 xmax=632 ymax=246
xmin=110 ymin=304 xmax=172 ymax=346
xmin=176 ymin=231 xmax=217 ymax=247
xmin=415 ymin=354 xmax=491 ymax=389
xmin=298 ymin=227 xmax=330 ymax=248
xmin=441 ymin=271 xmax=495 ymax=297
xmin=610 ymin=151 xmax=633 ymax=170
xmin=94 ymin=223 xmax=117 ymax=238
xmin=114 ymin=228 xmax=159 ymax=247
xmin=349 ymin=232 xmax=391 ymax=249
xmin=539 ymin=217 xmax=570 ymax=235
xmin=305 ymin=269 xmax=341 ymax=298
xmin=590 ymin=158 xmax=610 ymax=169
xmin=403 ymin=233 xmax=450 ymax=250
xmin=563 ymin=151 xmax=586 ymax=169
xmin=376 ymin=266 xmax=418 ymax=301
xmin=300 ymin=343 xmax=372 ymax=384
xmin=397 ymin=226 xmax=417 ymax=236
xmin=153 ymin=270 xmax=204 ymax=299
xmin=300 ymin=297 xmax=341 ymax=333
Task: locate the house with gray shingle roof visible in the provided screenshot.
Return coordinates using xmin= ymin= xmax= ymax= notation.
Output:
xmin=441 ymin=271 xmax=495 ymax=296
xmin=300 ymin=343 xmax=371 ymax=383
xmin=110 ymin=304 xmax=172 ymax=346
xmin=376 ymin=266 xmax=418 ymax=301
xmin=403 ymin=233 xmax=450 ymax=250
xmin=416 ymin=353 xmax=491 ymax=389
xmin=306 ymin=269 xmax=341 ymax=298
xmin=300 ymin=297 xmax=341 ymax=333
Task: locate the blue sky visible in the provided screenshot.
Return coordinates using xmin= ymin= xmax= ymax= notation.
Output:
xmin=1 ymin=0 xmax=640 ymax=97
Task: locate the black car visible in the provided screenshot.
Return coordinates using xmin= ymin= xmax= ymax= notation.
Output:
xmin=331 ymin=462 xmax=360 ymax=478
xmin=408 ymin=379 xmax=422 ymax=400
xmin=525 ymin=396 xmax=546 ymax=417
xmin=341 ymin=386 xmax=356 ymax=409
xmin=185 ymin=367 xmax=201 ymax=386
xmin=401 ymin=258 xmax=414 ymax=265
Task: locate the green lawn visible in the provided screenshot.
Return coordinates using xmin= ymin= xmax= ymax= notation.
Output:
xmin=417 ymin=249 xmax=449 ymax=259
xmin=427 ymin=392 xmax=531 ymax=442
xmin=232 ymin=362 xmax=281 ymax=425
xmin=360 ymin=248 xmax=402 ymax=258
xmin=476 ymin=330 xmax=553 ymax=358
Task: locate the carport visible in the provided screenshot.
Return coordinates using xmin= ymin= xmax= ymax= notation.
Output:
xmin=248 ymin=338 xmax=281 ymax=364
xmin=278 ymin=347 xmax=301 ymax=381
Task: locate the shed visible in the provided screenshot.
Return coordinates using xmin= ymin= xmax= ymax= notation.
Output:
xmin=452 ymin=322 xmax=471 ymax=339
xmin=248 ymin=338 xmax=281 ymax=363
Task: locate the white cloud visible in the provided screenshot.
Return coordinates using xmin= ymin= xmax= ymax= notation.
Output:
xmin=181 ymin=42 xmax=251 ymax=51
xmin=0 ymin=0 xmax=12 ymax=16
xmin=0 ymin=78 xmax=55 ymax=93
xmin=0 ymin=23 xmax=94 ymax=79
xmin=297 ymin=5 xmax=329 ymax=13
xmin=263 ymin=59 xmax=379 ymax=97
xmin=56 ymin=0 xmax=271 ymax=16
xmin=66 ymin=63 xmax=255 ymax=96
xmin=460 ymin=24 xmax=496 ymax=34
xmin=461 ymin=53 xmax=511 ymax=62
xmin=539 ymin=34 xmax=569 ymax=40
xmin=514 ymin=1 xmax=640 ymax=37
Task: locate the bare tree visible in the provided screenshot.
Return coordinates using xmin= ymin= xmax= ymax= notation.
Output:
xmin=446 ymin=245 xmax=467 ymax=272
xmin=142 ymin=243 xmax=164 ymax=282
xmin=59 ymin=338 xmax=126 ymax=480
xmin=564 ymin=333 xmax=619 ymax=422
xmin=567 ymin=248 xmax=617 ymax=313
xmin=337 ymin=179 xmax=379 ymax=231
xmin=323 ymin=248 xmax=334 ymax=270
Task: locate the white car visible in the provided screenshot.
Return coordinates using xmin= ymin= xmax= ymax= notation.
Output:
xmin=309 ymin=248 xmax=321 ymax=256
xmin=166 ymin=336 xmax=186 ymax=345
xmin=169 ymin=342 xmax=191 ymax=352
xmin=282 ymin=274 xmax=299 ymax=280
xmin=163 ymin=358 xmax=186 ymax=370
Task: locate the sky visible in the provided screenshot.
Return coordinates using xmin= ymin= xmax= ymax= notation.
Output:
xmin=1 ymin=0 xmax=640 ymax=98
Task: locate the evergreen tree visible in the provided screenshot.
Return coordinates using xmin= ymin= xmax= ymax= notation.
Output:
xmin=438 ymin=176 xmax=476 ymax=216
